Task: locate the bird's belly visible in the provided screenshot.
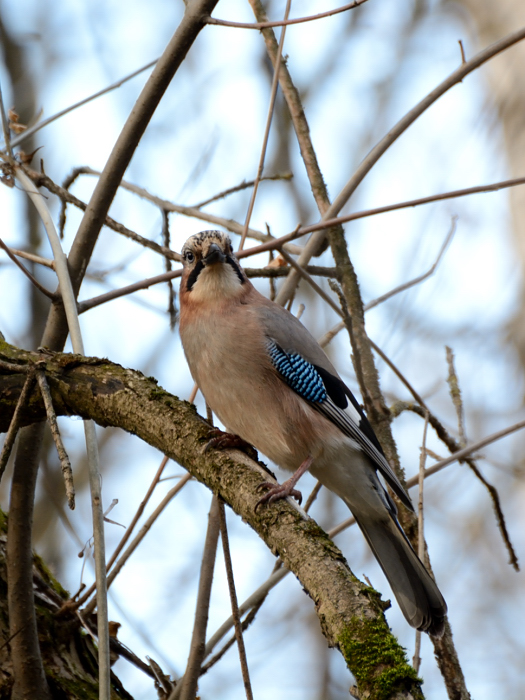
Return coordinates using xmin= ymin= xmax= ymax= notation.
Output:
xmin=181 ymin=315 xmax=334 ymax=470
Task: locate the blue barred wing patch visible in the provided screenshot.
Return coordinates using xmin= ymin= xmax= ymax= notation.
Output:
xmin=267 ymin=340 xmax=327 ymax=403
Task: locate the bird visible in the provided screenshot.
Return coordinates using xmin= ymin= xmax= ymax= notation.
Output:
xmin=179 ymin=229 xmax=447 ymax=637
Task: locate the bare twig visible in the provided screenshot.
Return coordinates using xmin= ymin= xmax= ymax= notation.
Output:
xmin=446 ymin=346 xmax=467 ymax=446
xmin=458 ymin=40 xmax=467 ymax=64
xmin=26 ymin=168 xmax=182 ymax=262
xmin=8 ymin=58 xmax=158 ymax=150
xmin=369 ymin=338 xmax=428 ymax=409
xmin=217 ymin=500 xmax=254 ymax=700
xmin=191 ymin=172 xmax=292 ymax=209
xmin=0 ymin=237 xmax=55 ymax=299
xmin=83 ymin=471 xmax=193 ymax=617
xmin=319 ymin=220 xmax=456 ymax=348
xmin=8 ymin=247 xmax=55 ymax=269
xmin=239 ymin=175 xmax=525 ymax=263
xmin=77 ymin=261 xmax=339 ymax=315
xmin=391 ymin=393 xmax=520 ymax=574
xmin=206 ymin=0 xmax=367 ymax=29
xmin=161 ymin=210 xmax=177 ymax=329
xmin=279 ymin=249 xmax=343 ymax=317
xmin=70 ymin=457 xmax=171 ymax=609
xmin=78 ymin=269 xmax=182 ymax=313
xmin=290 ymin=177 xmax=525 ymax=237
xmin=366 ymin=219 xmax=457 ymax=311
xmin=35 ymin=368 xmax=75 ymax=509
xmin=0 ymin=80 xmax=13 ymax=158
xmin=0 ymin=367 xmax=35 ymax=481
xmin=107 ymin=455 xmax=169 ymax=573
xmin=273 ymin=26 xmax=525 ymax=305
xmin=239 ymin=0 xmax=291 ymax=251
xmin=14 ymin=166 xmax=110 ymax=697
xmin=176 ymin=497 xmax=221 ymax=700
xmin=65 ymin=166 xmax=298 ymax=250
xmin=407 ymin=418 xmax=525 ymax=479
xmin=413 ymin=412 xmax=429 ymax=673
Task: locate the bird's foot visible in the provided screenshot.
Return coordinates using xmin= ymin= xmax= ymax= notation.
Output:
xmin=255 ymin=479 xmax=303 ymax=510
xmin=204 ymin=428 xmax=257 ymax=459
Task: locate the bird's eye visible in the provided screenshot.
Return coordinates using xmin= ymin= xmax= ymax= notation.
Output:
xmin=185 ymin=251 xmax=195 ymax=263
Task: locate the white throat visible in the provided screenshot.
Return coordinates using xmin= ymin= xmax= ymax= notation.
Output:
xmin=190 ymin=263 xmax=243 ymax=303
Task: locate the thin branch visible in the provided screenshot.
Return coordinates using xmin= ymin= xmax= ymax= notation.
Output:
xmin=445 ymin=346 xmax=467 ymax=446
xmin=0 ymin=80 xmax=13 ymax=158
xmin=0 ymin=236 xmax=56 ymax=300
xmin=8 ymin=247 xmax=55 ymax=269
xmin=374 ymin=337 xmax=519 ymax=571
xmin=407 ymin=421 xmax=525 ymax=487
xmin=413 ymin=412 xmax=429 ymax=673
xmin=273 ymin=27 xmax=525 ymax=305
xmin=0 ymin=368 xmax=35 ymax=481
xmin=14 ymin=166 xmax=111 ymax=698
xmin=191 ymin=172 xmax=292 ymax=209
xmin=26 ymin=168 xmax=181 ymax=263
xmin=279 ymin=248 xmax=343 ymax=317
xmin=462 ymin=457 xmax=519 ymax=571
xmin=326 ymin=27 xmax=525 ymax=229
xmin=83 ymin=472 xmax=193 ymax=617
xmin=206 ymin=0 xmax=367 ymax=29
xmin=248 ymin=0 xmax=346 ymax=305
xmin=366 ymin=218 xmax=457 ymax=311
xmin=217 ymin=500 xmax=254 ymax=700
xmin=369 ymin=338 xmax=428 ymax=409
xmin=319 ymin=220 xmax=456 ymax=348
xmin=35 ymin=368 xmax=75 ymax=509
xmin=292 ymin=176 xmax=525 ymax=237
xmin=387 ymin=350 xmax=519 ymax=576
xmin=8 ymin=58 xmax=158 ymax=150
xmin=403 ymin=415 xmax=522 ymax=572
xmin=72 ymin=455 xmax=170 ymax=609
xmin=239 ymin=0 xmax=291 ymax=251
xmin=77 ymin=261 xmax=339 ymax=315
xmin=66 ymin=166 xmax=298 ymax=250
xmin=245 ymin=264 xmax=338 ymax=278
xmin=176 ymin=497 xmax=221 ymax=700
xmin=238 ymin=175 xmax=525 ymax=261
xmin=197 ymin=479 xmax=331 ymax=679
xmin=78 ymin=268 xmax=182 ymax=313
xmin=161 ymin=210 xmax=177 ymax=329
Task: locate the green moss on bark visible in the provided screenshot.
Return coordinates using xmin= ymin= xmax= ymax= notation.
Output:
xmin=339 ymin=617 xmax=423 ymax=700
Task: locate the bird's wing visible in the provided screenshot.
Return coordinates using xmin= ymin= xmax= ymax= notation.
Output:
xmin=256 ymin=302 xmax=413 ymax=511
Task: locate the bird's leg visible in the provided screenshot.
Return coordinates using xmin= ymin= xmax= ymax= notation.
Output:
xmin=256 ymin=455 xmax=314 ymax=510
xmin=204 ymin=428 xmax=257 ymax=459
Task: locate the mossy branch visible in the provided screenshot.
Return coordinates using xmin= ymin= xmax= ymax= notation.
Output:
xmin=0 ymin=339 xmax=423 ymax=699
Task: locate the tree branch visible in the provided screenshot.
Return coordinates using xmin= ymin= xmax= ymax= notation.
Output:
xmin=0 ymin=340 xmax=424 ymax=700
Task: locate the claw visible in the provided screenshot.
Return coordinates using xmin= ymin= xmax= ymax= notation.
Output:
xmin=204 ymin=429 xmax=257 ymax=458
xmin=255 ymin=480 xmax=303 ymax=511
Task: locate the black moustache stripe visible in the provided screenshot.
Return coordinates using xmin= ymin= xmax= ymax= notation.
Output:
xmin=226 ymin=255 xmax=246 ymax=284
xmin=186 ymin=260 xmax=205 ymax=291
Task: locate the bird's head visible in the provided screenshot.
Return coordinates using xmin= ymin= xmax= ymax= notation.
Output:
xmin=180 ymin=230 xmax=248 ymax=304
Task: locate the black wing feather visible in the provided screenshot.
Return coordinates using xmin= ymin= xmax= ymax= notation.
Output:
xmin=268 ymin=341 xmax=414 ymax=512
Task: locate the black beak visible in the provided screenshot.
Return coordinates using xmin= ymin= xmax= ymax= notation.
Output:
xmin=204 ymin=242 xmax=226 ymax=265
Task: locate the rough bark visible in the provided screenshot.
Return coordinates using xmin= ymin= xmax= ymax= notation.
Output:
xmin=0 ymin=511 xmax=133 ymax=699
xmin=0 ymin=339 xmax=424 ymax=700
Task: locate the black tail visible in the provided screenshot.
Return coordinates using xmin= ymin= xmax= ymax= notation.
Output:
xmin=354 ymin=511 xmax=447 ymax=636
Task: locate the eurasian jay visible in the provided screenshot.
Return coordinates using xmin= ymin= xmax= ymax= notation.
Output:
xmin=179 ymin=230 xmax=447 ymax=637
